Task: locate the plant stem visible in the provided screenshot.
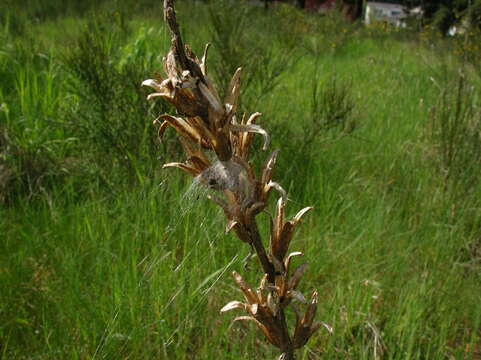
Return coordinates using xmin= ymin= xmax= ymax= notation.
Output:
xmin=245 ymin=215 xmax=276 ymax=282
xmin=246 ymin=216 xmax=296 ymax=359
xmin=278 ymin=309 xmax=296 ymax=360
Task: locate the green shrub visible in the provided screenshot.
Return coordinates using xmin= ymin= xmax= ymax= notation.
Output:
xmin=427 ymin=73 xmax=481 ymax=198
xmin=64 ymin=17 xmax=169 ymax=185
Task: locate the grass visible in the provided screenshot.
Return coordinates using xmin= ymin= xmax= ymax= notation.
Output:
xmin=1 ymin=0 xmax=480 ymax=358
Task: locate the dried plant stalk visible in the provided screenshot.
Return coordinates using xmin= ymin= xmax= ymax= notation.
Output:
xmin=143 ymin=1 xmax=328 ymax=358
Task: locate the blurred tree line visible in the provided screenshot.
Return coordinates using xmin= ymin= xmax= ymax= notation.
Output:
xmin=418 ymin=0 xmax=481 ymax=33
xmin=293 ymin=0 xmax=481 ymax=32
xmin=2 ymin=0 xmax=480 ymax=35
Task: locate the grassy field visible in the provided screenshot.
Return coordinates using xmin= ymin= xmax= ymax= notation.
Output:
xmin=1 ymin=0 xmax=481 ymax=359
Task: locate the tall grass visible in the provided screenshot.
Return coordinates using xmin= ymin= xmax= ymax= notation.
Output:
xmin=0 ymin=0 xmax=480 ymax=359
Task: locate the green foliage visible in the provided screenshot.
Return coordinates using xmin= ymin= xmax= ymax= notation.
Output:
xmin=207 ymin=0 xmax=293 ymax=108
xmin=422 ymin=0 xmax=481 ymax=33
xmin=305 ymin=74 xmax=356 ymax=142
xmin=63 ymin=17 xmax=165 ymax=185
xmin=426 ymin=74 xmax=481 ymax=198
xmin=0 ymin=0 xmax=480 ymax=359
xmin=0 ymin=34 xmax=75 ymax=201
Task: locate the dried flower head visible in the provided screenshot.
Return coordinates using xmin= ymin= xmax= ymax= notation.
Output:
xmin=143 ymin=1 xmax=330 ymax=358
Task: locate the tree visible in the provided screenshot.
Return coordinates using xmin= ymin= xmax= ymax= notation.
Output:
xmin=408 ymin=0 xmax=481 ymax=32
xmin=296 ymin=0 xmax=306 ymax=8
xmin=339 ymin=0 xmax=364 ymax=21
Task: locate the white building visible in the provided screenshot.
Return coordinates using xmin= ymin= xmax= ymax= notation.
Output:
xmin=365 ymin=2 xmax=407 ymax=27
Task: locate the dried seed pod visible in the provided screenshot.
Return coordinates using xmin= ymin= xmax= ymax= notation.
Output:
xmin=284 ymin=252 xmax=303 ymax=272
xmin=144 ymin=2 xmax=325 ymax=359
xmin=220 ymin=301 xmax=246 ymax=313
xmin=288 ymin=263 xmax=309 ymax=291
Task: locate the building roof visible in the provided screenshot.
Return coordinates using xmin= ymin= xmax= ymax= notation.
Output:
xmin=366 ymin=2 xmax=404 ymax=9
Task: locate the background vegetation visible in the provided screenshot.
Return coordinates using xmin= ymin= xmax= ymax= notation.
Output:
xmin=1 ymin=0 xmax=480 ymax=358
